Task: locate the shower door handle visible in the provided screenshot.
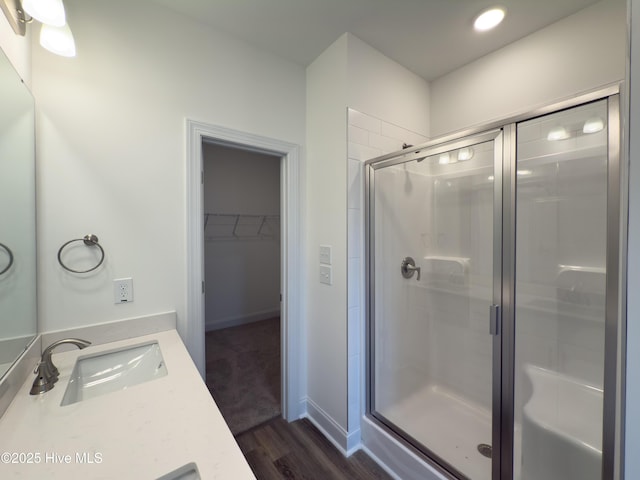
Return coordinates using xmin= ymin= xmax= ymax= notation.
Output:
xmin=401 ymin=257 xmax=421 ymax=281
xmin=489 ymin=304 xmax=501 ymax=336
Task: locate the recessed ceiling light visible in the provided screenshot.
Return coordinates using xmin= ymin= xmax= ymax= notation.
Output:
xmin=439 ymin=154 xmax=451 ymax=165
xmin=474 ymin=7 xmax=506 ymax=32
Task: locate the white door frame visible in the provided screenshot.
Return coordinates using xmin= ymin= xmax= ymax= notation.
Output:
xmin=185 ymin=119 xmax=303 ymax=421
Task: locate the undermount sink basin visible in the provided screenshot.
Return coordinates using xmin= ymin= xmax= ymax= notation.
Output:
xmin=61 ymin=341 xmax=168 ymax=406
xmin=157 ymin=463 xmax=201 ymax=480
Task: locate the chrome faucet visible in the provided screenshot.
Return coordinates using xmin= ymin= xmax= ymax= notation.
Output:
xmin=30 ymin=338 xmax=91 ymax=395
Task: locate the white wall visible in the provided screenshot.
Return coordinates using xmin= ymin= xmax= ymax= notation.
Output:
xmin=306 ymin=32 xmax=429 ymax=451
xmin=31 ymin=0 xmax=306 ymax=357
xmin=305 ymin=33 xmax=350 ymax=439
xmin=346 ymin=35 xmax=430 ymax=137
xmin=430 ymin=0 xmax=626 ymax=137
xmin=202 ymin=143 xmax=280 ymax=330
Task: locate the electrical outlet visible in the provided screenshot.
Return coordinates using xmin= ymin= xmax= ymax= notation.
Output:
xmin=114 ymin=278 xmax=133 ymax=304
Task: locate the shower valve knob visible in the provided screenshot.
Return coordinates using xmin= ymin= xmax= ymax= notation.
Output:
xmin=401 ymin=257 xmax=421 ymax=281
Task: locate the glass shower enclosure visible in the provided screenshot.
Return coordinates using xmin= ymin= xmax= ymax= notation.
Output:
xmin=365 ymin=94 xmax=620 ymax=480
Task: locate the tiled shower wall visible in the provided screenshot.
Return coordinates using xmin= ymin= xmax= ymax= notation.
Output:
xmin=346 ymin=108 xmax=428 ymax=435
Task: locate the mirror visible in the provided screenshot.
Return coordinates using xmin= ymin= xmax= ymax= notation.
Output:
xmin=0 ymin=46 xmax=36 ymax=379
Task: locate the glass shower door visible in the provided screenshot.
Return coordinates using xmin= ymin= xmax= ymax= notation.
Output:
xmin=368 ymin=132 xmax=501 ymax=480
xmin=513 ymin=99 xmax=612 ymax=480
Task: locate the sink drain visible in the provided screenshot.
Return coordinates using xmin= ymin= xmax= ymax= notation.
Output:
xmin=477 ymin=443 xmax=492 ymax=459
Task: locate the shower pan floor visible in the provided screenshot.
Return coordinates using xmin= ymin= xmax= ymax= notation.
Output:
xmin=382 ymin=384 xmax=492 ymax=480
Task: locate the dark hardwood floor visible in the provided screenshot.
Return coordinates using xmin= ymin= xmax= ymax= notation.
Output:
xmin=235 ymin=417 xmax=392 ymax=480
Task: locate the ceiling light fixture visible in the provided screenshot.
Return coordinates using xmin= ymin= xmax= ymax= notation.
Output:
xmin=439 ymin=154 xmax=451 ymax=165
xmin=23 ymin=0 xmax=76 ymax=58
xmin=457 ymin=147 xmax=474 ymax=161
xmin=474 ymin=7 xmax=506 ymax=32
xmin=583 ymin=117 xmax=604 ymax=134
xmin=22 ymin=0 xmax=66 ymax=26
xmin=40 ymin=22 xmax=76 ymax=57
xmin=547 ymin=126 xmax=570 ymax=141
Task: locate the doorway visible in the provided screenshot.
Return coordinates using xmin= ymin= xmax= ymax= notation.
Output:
xmin=202 ymin=143 xmax=282 ymax=434
xmin=185 ymin=120 xmax=303 ymax=423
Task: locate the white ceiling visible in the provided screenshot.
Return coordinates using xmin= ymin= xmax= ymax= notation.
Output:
xmin=145 ymin=0 xmax=601 ymax=81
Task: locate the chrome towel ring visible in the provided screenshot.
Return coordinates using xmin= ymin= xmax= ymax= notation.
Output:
xmin=0 ymin=242 xmax=14 ymax=275
xmin=57 ymin=234 xmax=105 ymax=274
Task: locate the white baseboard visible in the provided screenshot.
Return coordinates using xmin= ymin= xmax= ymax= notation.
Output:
xmin=290 ymin=397 xmax=307 ymax=421
xmin=346 ymin=428 xmax=362 ymax=456
xmin=304 ymin=397 xmax=362 ymax=457
xmin=205 ymin=309 xmax=280 ymax=331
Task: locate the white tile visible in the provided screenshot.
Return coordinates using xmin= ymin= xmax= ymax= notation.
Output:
xmin=348 ymin=142 xmax=381 ymax=161
xmin=369 ymin=133 xmax=403 ymax=154
xmin=348 ymin=258 xmax=360 ymax=308
xmin=348 ymin=354 xmax=361 ymax=431
xmin=348 ymin=306 xmax=362 ymax=357
xmin=348 ymin=125 xmax=369 ymax=146
xmin=348 ymin=109 xmax=381 ymax=134
xmin=348 ymin=159 xmax=362 ymax=210
xmin=404 ymin=130 xmax=429 ymax=147
xmin=348 ymin=209 xmax=362 ymax=258
xmin=381 ymin=121 xmax=428 ymax=146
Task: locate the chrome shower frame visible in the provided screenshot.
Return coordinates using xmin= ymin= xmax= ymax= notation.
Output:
xmin=364 ymin=84 xmax=623 ymax=480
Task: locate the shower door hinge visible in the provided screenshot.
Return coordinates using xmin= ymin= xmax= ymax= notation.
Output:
xmin=489 ymin=304 xmax=501 ymax=336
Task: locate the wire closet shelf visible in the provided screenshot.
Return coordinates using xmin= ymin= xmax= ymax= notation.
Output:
xmin=204 ymin=213 xmax=280 ymax=242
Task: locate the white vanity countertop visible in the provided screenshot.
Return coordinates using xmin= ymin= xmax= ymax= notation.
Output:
xmin=0 ymin=329 xmax=256 ymax=479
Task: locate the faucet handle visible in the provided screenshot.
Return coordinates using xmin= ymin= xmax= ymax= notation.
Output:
xmin=30 ymin=362 xmax=55 ymax=395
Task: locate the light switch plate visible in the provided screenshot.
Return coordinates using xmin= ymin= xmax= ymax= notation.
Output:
xmin=319 ymin=265 xmax=332 ymax=285
xmin=319 ymin=245 xmax=332 ymax=265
